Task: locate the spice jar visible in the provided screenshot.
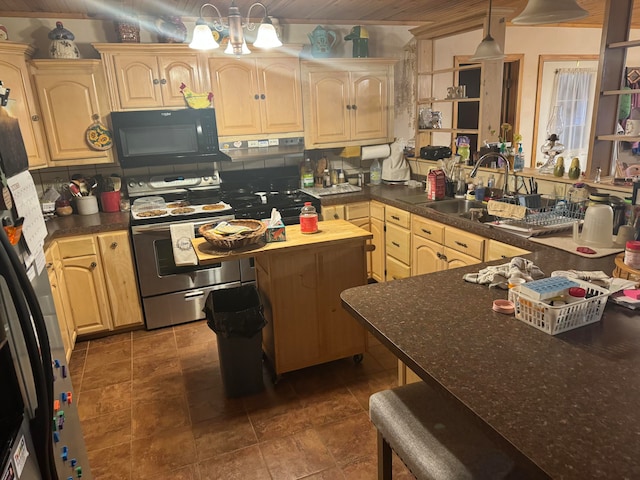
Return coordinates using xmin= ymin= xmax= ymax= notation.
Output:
xmin=299 ymin=202 xmax=318 ymax=234
xmin=55 ymin=199 xmax=73 ymax=216
xmin=624 ymin=240 xmax=640 ymax=269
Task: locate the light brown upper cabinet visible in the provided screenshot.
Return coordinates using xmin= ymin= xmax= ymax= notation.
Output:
xmin=208 ymin=53 xmax=304 ymax=137
xmin=0 ymin=42 xmax=49 ymax=169
xmin=94 ymin=44 xmax=204 ymax=110
xmin=31 ymin=59 xmax=114 ymax=166
xmin=301 ymin=58 xmax=395 ymax=149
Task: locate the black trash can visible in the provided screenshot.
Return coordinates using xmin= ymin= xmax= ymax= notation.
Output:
xmin=204 ymin=285 xmax=267 ymax=398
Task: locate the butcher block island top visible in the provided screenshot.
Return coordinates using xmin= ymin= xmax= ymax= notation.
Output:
xmin=193 ymin=219 xmax=374 ymax=376
xmin=192 ymin=219 xmax=373 ymax=264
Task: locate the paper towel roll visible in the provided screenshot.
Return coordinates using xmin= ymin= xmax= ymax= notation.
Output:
xmin=361 ymin=144 xmax=391 ymax=160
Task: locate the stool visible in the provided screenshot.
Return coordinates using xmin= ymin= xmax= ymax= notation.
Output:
xmin=369 ymin=382 xmax=515 ymax=480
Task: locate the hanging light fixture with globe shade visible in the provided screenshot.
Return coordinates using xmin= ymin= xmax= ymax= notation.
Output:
xmin=189 ymin=1 xmax=282 ymax=55
xmin=470 ymin=0 xmax=506 ymax=62
xmin=512 ymin=0 xmax=588 ymax=25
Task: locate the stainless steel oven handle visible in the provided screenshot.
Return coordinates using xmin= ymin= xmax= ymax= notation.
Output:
xmin=131 ymin=215 xmax=235 ymax=234
xmin=183 ymin=291 xmax=205 ymax=300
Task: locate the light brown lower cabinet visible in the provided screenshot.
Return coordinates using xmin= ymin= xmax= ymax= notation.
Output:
xmin=45 ymin=243 xmax=76 ymax=363
xmin=54 ymin=230 xmax=143 ymax=337
xmin=256 ymin=238 xmax=368 ymax=376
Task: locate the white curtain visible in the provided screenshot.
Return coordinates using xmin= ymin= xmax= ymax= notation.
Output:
xmin=550 ymin=68 xmax=597 ymax=170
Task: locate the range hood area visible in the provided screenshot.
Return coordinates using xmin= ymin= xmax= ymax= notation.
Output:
xmin=219 ymin=137 xmax=306 ymax=162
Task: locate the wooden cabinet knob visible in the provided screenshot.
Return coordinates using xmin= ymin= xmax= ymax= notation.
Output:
xmin=346 ymin=105 xmax=352 ymax=110
xmin=160 ymin=78 xmax=167 ymax=85
xmin=45 ymin=262 xmax=53 ymax=269
xmin=31 ymin=114 xmax=40 ymax=121
xmin=90 ymin=261 xmax=97 ymax=270
xmin=255 ymin=94 xmax=260 ymax=100
xmin=352 ymin=104 xmax=357 ymax=110
xmin=260 ymin=94 xmax=265 ymax=100
xmin=110 ymin=242 xmax=118 ymax=249
xmin=153 ymin=78 xmax=160 ymax=85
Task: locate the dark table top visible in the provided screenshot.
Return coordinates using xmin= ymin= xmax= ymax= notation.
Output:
xmin=341 ymin=242 xmax=640 ymax=479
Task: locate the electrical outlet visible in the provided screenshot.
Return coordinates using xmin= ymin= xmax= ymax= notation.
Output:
xmin=268 ymin=138 xmax=279 ymax=146
xmin=248 ymin=140 xmax=259 ymax=148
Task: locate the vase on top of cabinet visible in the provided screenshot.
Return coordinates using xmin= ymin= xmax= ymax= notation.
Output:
xmin=308 ymin=26 xmax=337 ymax=58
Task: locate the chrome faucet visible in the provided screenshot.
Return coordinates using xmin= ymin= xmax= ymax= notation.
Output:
xmin=469 ymin=152 xmax=510 ymax=197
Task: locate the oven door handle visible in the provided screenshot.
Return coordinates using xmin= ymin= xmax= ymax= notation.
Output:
xmin=183 ymin=290 xmax=205 ymax=300
xmin=131 ymin=216 xmax=234 ymax=234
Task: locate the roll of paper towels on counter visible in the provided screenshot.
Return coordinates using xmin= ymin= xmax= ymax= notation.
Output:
xmin=361 ymin=144 xmax=391 ymax=160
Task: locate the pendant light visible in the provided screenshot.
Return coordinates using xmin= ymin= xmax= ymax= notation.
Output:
xmin=512 ymin=0 xmax=588 ymax=25
xmin=470 ymin=0 xmax=505 ymax=62
xmin=189 ymin=1 xmax=283 ymax=55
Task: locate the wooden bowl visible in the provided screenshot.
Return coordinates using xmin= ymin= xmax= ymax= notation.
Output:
xmin=199 ymin=219 xmax=266 ymax=250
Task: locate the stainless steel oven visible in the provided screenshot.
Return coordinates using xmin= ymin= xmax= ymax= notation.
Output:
xmin=126 ymin=166 xmax=318 ymax=330
xmin=131 ymin=215 xmax=254 ymax=330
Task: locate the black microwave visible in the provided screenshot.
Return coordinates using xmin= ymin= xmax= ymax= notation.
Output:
xmin=110 ymin=109 xmax=231 ymax=168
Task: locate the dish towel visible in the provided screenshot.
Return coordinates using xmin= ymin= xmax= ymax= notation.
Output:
xmin=463 ymin=257 xmax=545 ymax=289
xmin=170 ymin=223 xmax=198 ymax=266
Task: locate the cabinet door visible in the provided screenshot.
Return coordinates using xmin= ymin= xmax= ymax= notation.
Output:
xmin=209 ymin=58 xmax=261 ymax=135
xmin=97 ymin=231 xmax=144 ymax=329
xmin=112 ymin=55 xmax=162 ymax=108
xmin=412 ymin=235 xmax=444 ymax=276
xmin=321 ymin=204 xmax=345 ymax=221
xmin=369 ymin=216 xmax=385 ymax=283
xmin=443 ymin=247 xmax=481 ymax=270
xmin=0 ymin=48 xmax=48 ymax=169
xmin=45 ymin=245 xmax=74 ymax=362
xmin=349 ymin=217 xmax=372 ymax=279
xmin=61 ymin=254 xmax=112 ymax=336
xmin=32 ymin=60 xmax=114 ymax=166
xmin=257 ymin=57 xmax=303 ymax=133
xmin=305 ymin=70 xmax=351 ymax=145
xmin=350 ymin=70 xmax=389 ymax=141
xmin=157 ymin=55 xmax=202 ymax=107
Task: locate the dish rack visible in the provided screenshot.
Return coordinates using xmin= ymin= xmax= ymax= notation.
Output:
xmin=489 ymin=196 xmax=587 ymax=236
xmin=508 ymin=278 xmax=609 ymax=335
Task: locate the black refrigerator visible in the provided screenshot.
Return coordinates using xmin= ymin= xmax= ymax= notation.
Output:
xmin=0 ymin=103 xmax=91 ymax=479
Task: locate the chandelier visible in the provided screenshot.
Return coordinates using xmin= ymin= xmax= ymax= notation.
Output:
xmin=189 ymin=1 xmax=282 ymax=55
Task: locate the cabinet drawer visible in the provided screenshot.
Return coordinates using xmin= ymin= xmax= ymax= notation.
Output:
xmin=411 ymin=215 xmax=445 ymax=244
xmin=485 ymin=240 xmax=530 ymax=262
xmin=385 ymin=205 xmax=410 ymax=229
xmin=444 ymin=227 xmax=484 ymax=260
xmin=321 ymin=204 xmax=344 ymax=221
xmin=386 ymin=255 xmax=411 ymax=281
xmin=370 ymin=200 xmax=385 ymax=220
xmin=385 ymin=223 xmax=411 ymax=265
xmin=345 ymin=202 xmax=369 ymax=220
xmin=57 ymin=236 xmax=97 ymax=258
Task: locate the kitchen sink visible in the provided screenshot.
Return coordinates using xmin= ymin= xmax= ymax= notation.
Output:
xmin=426 ymin=198 xmax=486 ymax=214
xmin=458 ymin=210 xmax=498 ymax=223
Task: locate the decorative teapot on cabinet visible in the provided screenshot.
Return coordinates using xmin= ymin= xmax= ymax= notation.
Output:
xmin=308 ymin=25 xmax=337 ymax=58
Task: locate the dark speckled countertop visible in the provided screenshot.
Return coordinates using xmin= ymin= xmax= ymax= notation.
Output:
xmin=336 ymin=187 xmax=640 ymax=479
xmin=45 ymin=212 xmax=130 ymax=246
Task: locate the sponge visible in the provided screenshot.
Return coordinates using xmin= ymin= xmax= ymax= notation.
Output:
xmin=623 ymin=289 xmax=640 ymax=300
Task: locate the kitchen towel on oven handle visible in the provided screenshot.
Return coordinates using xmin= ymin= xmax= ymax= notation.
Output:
xmin=170 ymin=223 xmax=199 ymax=266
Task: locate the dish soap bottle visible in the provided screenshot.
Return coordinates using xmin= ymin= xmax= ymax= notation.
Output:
xmin=513 ymin=143 xmax=525 ymax=172
xmin=301 ymin=158 xmax=314 ymax=188
xmin=370 ymin=158 xmax=382 ymax=185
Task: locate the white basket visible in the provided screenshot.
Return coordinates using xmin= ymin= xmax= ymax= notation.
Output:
xmin=508 ymin=279 xmax=609 ymax=335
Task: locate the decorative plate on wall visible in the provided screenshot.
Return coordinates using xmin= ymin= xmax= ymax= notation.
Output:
xmin=85 ymin=114 xmax=113 ymax=151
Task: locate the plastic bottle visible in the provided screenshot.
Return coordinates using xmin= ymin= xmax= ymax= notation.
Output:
xmin=487 ymin=174 xmax=495 ymax=189
xmin=475 ymin=179 xmax=485 ymax=202
xmin=513 ymin=143 xmax=525 ymax=172
xmin=301 ymin=158 xmax=314 ymax=188
xmin=323 ymin=169 xmax=331 ymax=188
xmin=370 ymin=159 xmax=382 ymax=185
xmin=299 ymin=202 xmax=318 ymax=234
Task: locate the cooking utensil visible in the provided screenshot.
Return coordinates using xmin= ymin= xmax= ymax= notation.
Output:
xmin=111 ymin=176 xmax=121 ymax=192
xmin=69 ymin=182 xmax=81 ymax=197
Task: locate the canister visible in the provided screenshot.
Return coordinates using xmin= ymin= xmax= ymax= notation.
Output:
xmin=624 ymin=241 xmax=640 ymax=269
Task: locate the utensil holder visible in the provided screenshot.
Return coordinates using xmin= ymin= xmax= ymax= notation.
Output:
xmin=76 ymin=196 xmax=99 ymax=215
xmin=100 ymin=191 xmax=121 ymax=213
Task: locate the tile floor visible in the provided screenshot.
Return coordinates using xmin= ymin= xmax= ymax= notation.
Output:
xmin=69 ymin=320 xmax=415 ymax=479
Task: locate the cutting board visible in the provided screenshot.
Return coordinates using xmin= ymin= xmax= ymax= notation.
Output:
xmin=530 ymin=233 xmax=624 ymax=258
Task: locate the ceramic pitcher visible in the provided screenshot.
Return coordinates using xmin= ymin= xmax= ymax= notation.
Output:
xmin=308 ymin=26 xmax=337 ymax=58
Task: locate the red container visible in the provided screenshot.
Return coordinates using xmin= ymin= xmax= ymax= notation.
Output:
xmin=100 ymin=191 xmax=121 ymax=212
